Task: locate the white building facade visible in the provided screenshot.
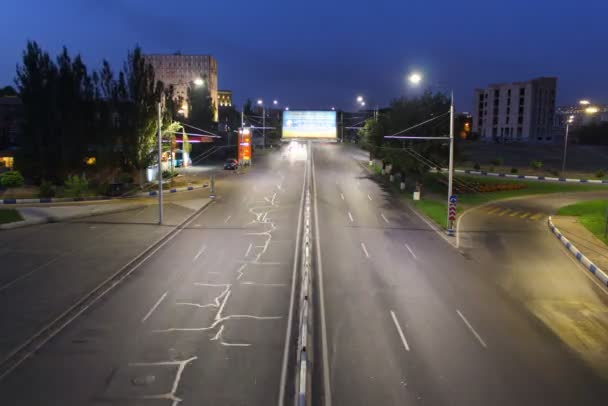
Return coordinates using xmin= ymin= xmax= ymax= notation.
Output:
xmin=473 ymin=77 xmax=557 ymax=143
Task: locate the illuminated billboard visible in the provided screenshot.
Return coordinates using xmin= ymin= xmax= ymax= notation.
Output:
xmin=282 ymin=111 xmax=337 ymax=140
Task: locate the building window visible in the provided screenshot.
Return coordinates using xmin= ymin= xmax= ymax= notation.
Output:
xmin=492 ymin=127 xmax=498 ymax=137
xmin=518 ymin=117 xmax=523 ymax=125
xmin=517 ymin=127 xmax=522 ymax=137
xmin=506 ymin=116 xmax=510 ymax=124
xmin=519 ymin=106 xmax=524 ymax=115
xmin=494 ymin=89 xmax=500 ymax=97
xmin=520 ymin=88 xmax=525 ymax=96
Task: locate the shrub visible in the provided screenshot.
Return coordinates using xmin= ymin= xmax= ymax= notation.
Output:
xmin=162 ymin=170 xmax=173 ymax=179
xmin=548 ymin=169 xmax=559 ymax=177
xmin=510 ymin=167 xmax=518 ymax=174
xmin=530 ymin=160 xmax=543 ymax=169
xmin=489 ymin=166 xmax=495 ymax=172
xmin=39 ymin=180 xmax=55 ymax=198
xmin=64 ymin=174 xmax=89 ymax=198
xmin=473 ymin=162 xmax=481 ymax=170
xmin=490 ymin=158 xmax=503 ymax=166
xmin=596 ymin=170 xmax=605 ymax=179
xmin=0 ymin=171 xmax=25 ymax=188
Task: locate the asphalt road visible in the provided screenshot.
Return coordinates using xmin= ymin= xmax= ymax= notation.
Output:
xmin=1 ymin=144 xmax=608 ymax=406
xmin=0 ymin=152 xmax=306 ymax=405
xmin=458 ymin=191 xmax=608 ymax=380
xmin=311 ymin=143 xmax=608 ymax=405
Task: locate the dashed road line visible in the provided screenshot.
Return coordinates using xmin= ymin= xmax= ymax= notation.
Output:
xmin=487 ymin=207 xmax=501 ymax=214
xmin=509 ymin=210 xmax=521 ymax=217
xmin=245 ymin=243 xmax=253 ymax=257
xmin=360 ymin=242 xmax=370 ymax=258
xmin=456 ymin=309 xmax=487 ymax=348
xmin=381 ymin=213 xmax=389 ymax=223
xmin=141 ymin=292 xmax=168 ymax=323
xmin=497 ymin=209 xmax=511 ymax=216
xmin=224 ymin=215 xmax=232 ymax=224
xmin=529 ymin=213 xmax=543 ymax=221
xmin=348 ymin=212 xmax=354 ymax=222
xmin=390 ymin=310 xmax=410 ymax=352
xmin=193 ymin=244 xmax=207 ymax=261
xmin=340 ymin=193 xmax=345 ymax=200
xmin=404 ymin=243 xmax=417 ymax=260
xmin=519 ymin=212 xmax=531 ymax=219
xmin=367 ymin=194 xmax=372 ymax=201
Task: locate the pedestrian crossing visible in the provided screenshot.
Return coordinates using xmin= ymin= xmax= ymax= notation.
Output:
xmin=481 ymin=205 xmax=546 ymax=221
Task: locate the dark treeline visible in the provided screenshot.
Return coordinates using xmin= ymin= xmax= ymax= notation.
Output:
xmin=14 ymin=41 xmax=215 ymax=184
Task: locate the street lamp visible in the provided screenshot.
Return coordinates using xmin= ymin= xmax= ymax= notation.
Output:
xmin=408 ymin=72 xmax=422 ymax=85
xmin=585 ymin=106 xmax=599 ymax=114
xmin=561 ymin=115 xmax=575 ymax=174
xmin=409 ymin=72 xmax=455 ymax=235
xmin=357 ymin=96 xmax=364 ymax=103
xmin=273 ymin=99 xmax=278 ymax=105
xmin=193 ymin=77 xmax=204 ymax=86
xmin=579 ymin=100 xmax=591 ymax=106
xmin=257 ymin=99 xmax=266 ymax=148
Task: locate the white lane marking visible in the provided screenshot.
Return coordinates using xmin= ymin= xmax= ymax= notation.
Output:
xmin=245 ymin=243 xmax=253 ymax=257
xmin=405 ymin=243 xmax=417 ymax=260
xmin=348 ymin=212 xmax=354 ymax=222
xmin=224 ymin=215 xmax=232 ymax=224
xmin=278 ymin=146 xmax=308 ymax=406
xmin=361 ymin=242 xmax=370 ymax=258
xmin=390 ymin=310 xmax=410 ymax=352
xmin=312 ymin=146 xmax=332 ymax=406
xmin=457 ymin=309 xmax=487 ymax=348
xmin=340 ymin=193 xmax=345 ymax=200
xmin=141 ymin=292 xmax=168 ymax=323
xmin=193 ymin=245 xmax=207 ymax=261
xmin=241 ymin=281 xmax=287 ymax=287
xmin=368 ymin=194 xmax=372 ymax=201
xmin=381 ymin=213 xmax=389 ymax=224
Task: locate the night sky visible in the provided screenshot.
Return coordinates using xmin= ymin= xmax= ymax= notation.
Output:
xmin=2 ymin=0 xmax=607 ymax=111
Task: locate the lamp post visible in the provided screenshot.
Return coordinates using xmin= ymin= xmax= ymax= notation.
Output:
xmin=257 ymin=99 xmax=265 ymax=148
xmin=408 ymin=72 xmax=455 ymax=235
xmin=561 ymin=115 xmax=574 ymax=174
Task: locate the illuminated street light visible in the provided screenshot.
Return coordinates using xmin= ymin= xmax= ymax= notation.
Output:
xmin=408 ymin=72 xmax=423 ymax=85
xmin=194 ymin=78 xmax=204 ymax=86
xmin=568 ymin=115 xmax=575 ymax=123
xmin=257 ymin=99 xmax=263 ymax=105
xmin=331 ymin=107 xmax=335 ymax=111
xmin=585 ymin=106 xmax=599 ymax=114
xmin=356 ymin=96 xmax=363 ymax=103
xmin=361 ymin=101 xmax=366 ymax=106
xmin=285 ymin=107 xmax=289 ymax=111
xmin=579 ymin=100 xmax=590 ymax=105
xmin=273 ymin=100 xmax=278 ymax=105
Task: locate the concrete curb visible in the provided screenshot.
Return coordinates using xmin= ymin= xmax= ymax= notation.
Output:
xmin=0 ymin=183 xmax=209 ymax=205
xmin=547 ymin=216 xmax=608 ymax=288
xmin=0 ymin=204 xmax=146 ymax=231
xmin=454 ymin=169 xmax=608 ymax=184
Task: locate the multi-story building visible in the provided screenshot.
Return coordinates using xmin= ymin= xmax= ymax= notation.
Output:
xmin=218 ymin=90 xmax=232 ymax=108
xmin=473 ymin=77 xmax=557 ymax=143
xmin=0 ymin=96 xmax=21 ymax=170
xmin=144 ymin=52 xmax=218 ymax=121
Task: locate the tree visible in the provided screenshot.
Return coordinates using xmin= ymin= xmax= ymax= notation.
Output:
xmin=0 ymin=86 xmax=17 ymax=97
xmin=188 ymin=77 xmax=215 ymax=130
xmin=120 ymin=46 xmax=164 ymax=179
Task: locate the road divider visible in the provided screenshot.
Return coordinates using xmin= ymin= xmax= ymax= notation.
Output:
xmin=548 ymin=216 xmax=608 ymax=288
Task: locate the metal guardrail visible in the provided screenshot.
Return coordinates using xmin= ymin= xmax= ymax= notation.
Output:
xmin=296 ymin=187 xmax=313 ymax=405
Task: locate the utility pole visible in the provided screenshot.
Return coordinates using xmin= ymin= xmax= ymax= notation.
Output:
xmin=262 ymin=105 xmax=266 ymax=148
xmin=446 ymin=92 xmax=455 ymax=236
xmin=157 ymin=102 xmax=163 ymax=225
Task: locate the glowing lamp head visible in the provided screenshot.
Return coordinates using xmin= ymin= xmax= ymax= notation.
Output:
xmin=257 ymin=99 xmax=263 ymax=105
xmin=408 ymin=72 xmax=422 ymax=85
xmin=585 ymin=106 xmax=599 ymax=114
xmin=356 ymin=96 xmax=363 ymax=103
xmin=579 ymin=100 xmax=590 ymax=106
xmin=193 ymin=78 xmax=204 ymax=86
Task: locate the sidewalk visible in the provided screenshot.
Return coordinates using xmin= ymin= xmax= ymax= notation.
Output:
xmin=0 ymin=202 xmax=145 ymax=230
xmin=552 ymin=215 xmax=608 ymax=271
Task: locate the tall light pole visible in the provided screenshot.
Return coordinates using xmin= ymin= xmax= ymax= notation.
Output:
xmin=408 ymin=72 xmax=456 ymax=235
xmin=257 ymin=99 xmax=265 ymax=148
xmin=561 ymin=115 xmax=574 ymax=174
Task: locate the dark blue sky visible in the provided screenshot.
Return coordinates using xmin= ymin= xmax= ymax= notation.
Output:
xmin=2 ymin=0 xmax=607 ymax=111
